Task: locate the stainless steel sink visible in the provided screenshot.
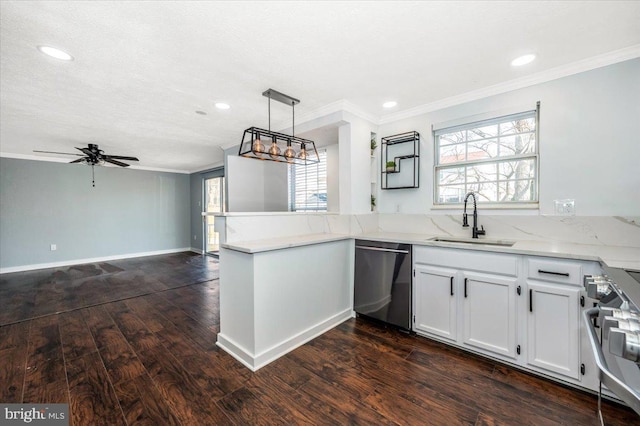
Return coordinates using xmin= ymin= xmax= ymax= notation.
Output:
xmin=429 ymin=237 xmax=515 ymax=247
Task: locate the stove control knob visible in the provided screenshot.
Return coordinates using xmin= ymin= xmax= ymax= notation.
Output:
xmin=587 ymin=282 xmax=612 ymax=300
xmin=604 ymin=317 xmax=640 ymax=335
xmin=609 ymin=329 xmax=640 ymax=363
xmin=584 ymin=275 xmax=612 ymax=300
xmin=600 ymin=307 xmax=640 ymax=321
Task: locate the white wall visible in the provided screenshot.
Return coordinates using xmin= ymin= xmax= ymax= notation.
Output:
xmin=226 ymin=155 xmax=288 ymax=212
xmin=376 ymin=58 xmax=640 ymax=216
xmin=339 ymin=114 xmax=377 ymax=214
xmin=326 ymin=143 xmax=340 ymax=213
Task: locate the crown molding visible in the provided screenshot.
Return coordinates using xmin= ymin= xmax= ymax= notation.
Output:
xmin=379 ymin=44 xmax=640 ymax=125
xmin=0 ymin=152 xmax=191 ymax=174
xmin=189 ymin=161 xmax=225 ymax=174
xmin=273 ymin=99 xmax=380 ymax=131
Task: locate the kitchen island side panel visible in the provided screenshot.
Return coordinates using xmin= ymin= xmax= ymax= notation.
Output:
xmin=218 ymin=247 xmax=256 ymax=362
xmin=251 ymin=240 xmax=352 ymax=367
xmin=217 ymin=240 xmax=353 ymax=370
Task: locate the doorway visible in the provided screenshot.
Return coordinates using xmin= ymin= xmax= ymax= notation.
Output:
xmin=204 ymin=176 xmax=225 ymax=256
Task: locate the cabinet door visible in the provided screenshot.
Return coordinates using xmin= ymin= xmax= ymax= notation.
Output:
xmin=462 ymin=272 xmax=518 ymax=359
xmin=414 ymin=265 xmax=457 ymax=342
xmin=527 ymin=281 xmax=581 ymax=380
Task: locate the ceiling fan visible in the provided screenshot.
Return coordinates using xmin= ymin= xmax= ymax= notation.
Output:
xmin=34 ymin=143 xmax=139 ymax=187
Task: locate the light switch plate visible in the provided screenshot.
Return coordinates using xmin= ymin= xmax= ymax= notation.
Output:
xmin=554 ymin=199 xmax=575 ymax=216
xmin=50 ymin=244 xmax=57 ymax=251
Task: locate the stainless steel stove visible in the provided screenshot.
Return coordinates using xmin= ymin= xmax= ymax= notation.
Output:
xmin=584 ymin=265 xmax=640 ymax=423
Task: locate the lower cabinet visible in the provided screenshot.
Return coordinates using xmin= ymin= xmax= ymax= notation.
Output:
xmin=414 ymin=265 xmax=457 ymax=342
xmin=462 ymin=272 xmax=518 ymax=359
xmin=526 ymin=281 xmax=582 ymax=380
xmin=412 ymin=245 xmax=599 ymax=392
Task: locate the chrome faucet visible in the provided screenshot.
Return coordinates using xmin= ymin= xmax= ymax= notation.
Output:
xmin=463 ymin=192 xmax=485 ymax=239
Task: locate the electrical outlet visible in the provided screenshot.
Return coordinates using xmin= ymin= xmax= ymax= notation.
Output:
xmin=554 ymin=199 xmax=575 ymax=216
xmin=50 ymin=244 xmax=57 ymax=251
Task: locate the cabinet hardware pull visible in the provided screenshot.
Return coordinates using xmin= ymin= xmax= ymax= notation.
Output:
xmin=537 ymin=269 xmax=570 ymax=277
xmin=581 ymin=363 xmax=585 ymax=375
xmin=464 ymin=278 xmax=468 ymax=298
xmin=517 ymin=285 xmax=521 ymax=295
xmin=355 ymin=246 xmax=410 ymax=254
xmin=516 ymin=345 xmax=521 ymax=355
xmin=580 ymin=295 xmax=585 ymax=307
xmin=450 ymin=276 xmax=454 ymax=296
xmin=529 ymin=289 xmax=533 ymax=312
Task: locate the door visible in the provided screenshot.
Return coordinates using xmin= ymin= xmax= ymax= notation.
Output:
xmin=527 ymin=281 xmax=581 ymax=380
xmin=204 ymin=176 xmax=225 ymax=255
xmin=462 ymin=272 xmax=518 ymax=359
xmin=414 ymin=265 xmax=457 ymax=342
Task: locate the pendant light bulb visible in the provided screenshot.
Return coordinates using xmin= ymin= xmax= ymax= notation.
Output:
xmin=268 ymin=138 xmax=281 ymax=159
xmin=283 ymin=141 xmax=297 ymax=161
xmin=252 ymin=133 xmax=265 ymax=156
xmin=297 ymin=143 xmax=307 ymax=160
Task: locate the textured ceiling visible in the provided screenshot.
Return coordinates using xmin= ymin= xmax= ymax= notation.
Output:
xmin=1 ymin=1 xmax=639 ymax=172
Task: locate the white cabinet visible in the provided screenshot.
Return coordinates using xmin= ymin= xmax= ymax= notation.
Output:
xmin=462 ymin=272 xmax=518 ymax=359
xmin=413 ymin=246 xmax=520 ymax=362
xmin=414 ymin=265 xmax=457 ymax=342
xmin=526 ymin=281 xmax=581 ymax=379
xmin=524 ymin=255 xmax=590 ymax=382
xmin=412 ymin=245 xmax=601 ymax=392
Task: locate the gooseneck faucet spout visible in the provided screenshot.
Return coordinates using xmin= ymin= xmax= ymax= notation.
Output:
xmin=463 ymin=192 xmax=485 ymax=239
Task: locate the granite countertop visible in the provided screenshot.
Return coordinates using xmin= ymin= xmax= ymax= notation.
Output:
xmin=222 ymin=231 xmax=640 ymax=270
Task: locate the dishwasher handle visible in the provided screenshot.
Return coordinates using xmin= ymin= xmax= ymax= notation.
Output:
xmin=355 ymin=245 xmax=410 ymax=254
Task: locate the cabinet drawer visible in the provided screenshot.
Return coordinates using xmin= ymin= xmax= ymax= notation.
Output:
xmin=414 ymin=246 xmax=517 ymax=277
xmin=527 ymin=258 xmax=582 ymax=286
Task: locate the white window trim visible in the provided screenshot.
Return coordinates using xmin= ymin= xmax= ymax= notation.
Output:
xmin=433 ymin=103 xmax=540 ymax=207
xmin=288 ymin=149 xmax=328 ymax=212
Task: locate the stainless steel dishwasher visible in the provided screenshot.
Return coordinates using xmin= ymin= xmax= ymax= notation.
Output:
xmin=354 ymin=240 xmax=412 ymax=330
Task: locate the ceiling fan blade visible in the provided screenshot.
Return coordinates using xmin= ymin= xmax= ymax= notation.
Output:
xmin=69 ymin=158 xmax=86 ymax=164
xmin=76 ymin=147 xmax=93 ymax=156
xmin=33 ymin=150 xmax=84 ymax=156
xmin=103 ymin=155 xmax=139 ymax=161
xmin=104 ymin=158 xmax=130 ymax=167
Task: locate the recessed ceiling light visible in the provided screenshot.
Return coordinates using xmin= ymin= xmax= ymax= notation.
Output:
xmin=383 ymin=101 xmax=397 ymax=108
xmin=195 ymin=110 xmax=207 ymax=115
xmin=215 ymin=102 xmax=230 ymax=110
xmin=511 ymin=54 xmax=536 ymax=67
xmin=37 ymin=45 xmax=73 ymax=61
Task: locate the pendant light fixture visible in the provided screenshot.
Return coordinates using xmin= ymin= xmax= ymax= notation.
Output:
xmin=239 ymin=89 xmax=319 ymax=165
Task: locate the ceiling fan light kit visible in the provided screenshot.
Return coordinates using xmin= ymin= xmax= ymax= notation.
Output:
xmin=238 ymin=88 xmax=319 ymax=165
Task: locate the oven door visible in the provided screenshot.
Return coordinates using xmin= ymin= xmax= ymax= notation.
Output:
xmin=584 ymin=307 xmax=640 ymax=416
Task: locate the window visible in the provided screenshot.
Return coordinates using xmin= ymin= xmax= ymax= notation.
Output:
xmin=288 ymin=149 xmax=327 ymax=211
xmin=434 ymin=109 xmax=538 ymax=205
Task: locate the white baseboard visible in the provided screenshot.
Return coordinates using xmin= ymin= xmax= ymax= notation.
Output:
xmin=190 ymin=247 xmax=204 ymax=254
xmin=0 ymin=247 xmax=193 ymax=274
xmin=216 ymin=308 xmax=352 ymax=371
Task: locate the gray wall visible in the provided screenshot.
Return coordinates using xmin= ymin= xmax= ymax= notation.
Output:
xmin=0 ymin=157 xmax=190 ymax=269
xmin=377 ymin=58 xmax=640 ymax=215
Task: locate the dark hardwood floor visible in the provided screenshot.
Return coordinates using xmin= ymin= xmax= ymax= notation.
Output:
xmin=0 ymin=252 xmax=637 ymax=425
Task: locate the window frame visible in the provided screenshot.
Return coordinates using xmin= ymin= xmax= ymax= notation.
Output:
xmin=288 ymin=148 xmax=328 ymax=212
xmin=433 ymin=106 xmax=540 ymax=207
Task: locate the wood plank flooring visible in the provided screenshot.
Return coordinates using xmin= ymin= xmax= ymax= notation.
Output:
xmin=1 ymin=252 xmax=638 ymax=425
